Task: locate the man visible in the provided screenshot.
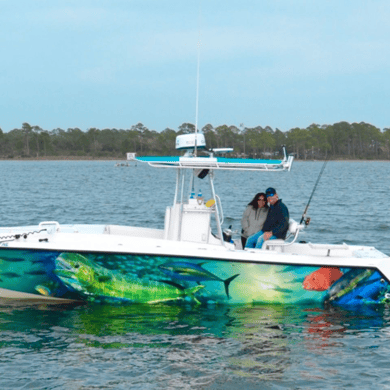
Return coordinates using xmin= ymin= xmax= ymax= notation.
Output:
xmin=245 ymin=187 xmax=289 ymax=249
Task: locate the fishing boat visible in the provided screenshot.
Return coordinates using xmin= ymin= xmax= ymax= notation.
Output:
xmin=0 ymin=132 xmax=389 ymax=306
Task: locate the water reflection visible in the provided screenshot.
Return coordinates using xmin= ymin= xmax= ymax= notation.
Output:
xmin=0 ymin=302 xmax=390 ymax=388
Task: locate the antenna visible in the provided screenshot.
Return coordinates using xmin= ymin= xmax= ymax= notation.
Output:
xmin=194 ymin=1 xmax=202 ymax=157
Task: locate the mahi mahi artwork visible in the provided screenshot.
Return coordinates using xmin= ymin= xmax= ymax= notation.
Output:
xmin=54 ymin=253 xmax=205 ymax=304
xmin=0 ymin=249 xmax=389 ymax=305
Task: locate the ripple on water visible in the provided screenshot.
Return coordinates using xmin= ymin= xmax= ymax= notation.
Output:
xmin=1 ymin=161 xmax=390 ymax=388
xmin=2 ymin=303 xmax=390 ymax=389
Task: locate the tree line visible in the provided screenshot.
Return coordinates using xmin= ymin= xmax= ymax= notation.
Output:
xmin=0 ymin=121 xmax=390 ymax=160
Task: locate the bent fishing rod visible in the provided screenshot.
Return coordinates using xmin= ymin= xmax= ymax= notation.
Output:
xmin=300 ymin=154 xmax=329 ymax=225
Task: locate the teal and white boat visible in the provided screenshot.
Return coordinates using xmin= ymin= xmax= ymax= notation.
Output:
xmin=0 ymin=133 xmax=389 ymax=306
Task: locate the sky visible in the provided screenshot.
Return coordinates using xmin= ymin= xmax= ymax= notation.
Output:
xmin=1 ymin=0 xmax=390 ymax=133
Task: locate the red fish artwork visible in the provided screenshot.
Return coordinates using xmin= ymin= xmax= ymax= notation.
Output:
xmin=303 ymin=267 xmax=343 ymax=291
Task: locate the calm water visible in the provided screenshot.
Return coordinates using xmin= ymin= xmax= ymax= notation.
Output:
xmin=0 ymin=160 xmax=390 ymax=389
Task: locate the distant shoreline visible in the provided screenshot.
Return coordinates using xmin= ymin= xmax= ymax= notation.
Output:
xmin=0 ymin=156 xmax=389 ymax=162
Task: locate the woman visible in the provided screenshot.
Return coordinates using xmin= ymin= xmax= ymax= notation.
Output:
xmin=240 ymin=192 xmax=268 ymax=248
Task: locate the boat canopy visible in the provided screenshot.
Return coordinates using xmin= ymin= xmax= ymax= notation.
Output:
xmin=132 ymin=155 xmax=293 ymax=171
xmin=129 ymin=132 xmax=294 ymax=171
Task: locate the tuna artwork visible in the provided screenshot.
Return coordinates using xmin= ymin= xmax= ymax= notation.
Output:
xmin=158 ymin=261 xmax=239 ymax=298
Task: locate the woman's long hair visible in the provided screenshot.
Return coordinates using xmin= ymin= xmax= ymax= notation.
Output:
xmin=247 ymin=192 xmax=268 ymax=209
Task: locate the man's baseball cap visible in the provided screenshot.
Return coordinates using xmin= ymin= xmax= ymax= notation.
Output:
xmin=265 ymin=187 xmax=276 ymax=197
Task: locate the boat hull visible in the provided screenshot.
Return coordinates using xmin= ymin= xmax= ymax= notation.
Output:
xmin=0 ymin=248 xmax=387 ymax=306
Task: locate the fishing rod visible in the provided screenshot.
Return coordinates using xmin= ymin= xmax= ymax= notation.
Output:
xmin=300 ymin=154 xmax=329 ymax=225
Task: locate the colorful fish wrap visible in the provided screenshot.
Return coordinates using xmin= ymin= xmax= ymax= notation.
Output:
xmin=0 ymin=249 xmax=389 ymax=306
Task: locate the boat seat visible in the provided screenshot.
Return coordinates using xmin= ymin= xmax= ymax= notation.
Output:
xmin=263 ymin=239 xmax=285 ymax=246
xmin=262 ymin=219 xmax=300 ymax=250
xmin=103 ymin=225 xmax=164 ymax=239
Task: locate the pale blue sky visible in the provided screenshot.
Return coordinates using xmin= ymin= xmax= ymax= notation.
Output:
xmin=1 ymin=1 xmax=389 ymax=133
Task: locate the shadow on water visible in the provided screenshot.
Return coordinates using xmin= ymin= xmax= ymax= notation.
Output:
xmin=1 ymin=301 xmax=390 ymax=389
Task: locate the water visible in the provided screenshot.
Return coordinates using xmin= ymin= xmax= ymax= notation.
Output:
xmin=0 ymin=160 xmax=390 ymax=389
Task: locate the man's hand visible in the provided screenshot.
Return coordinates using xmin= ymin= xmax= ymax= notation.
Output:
xmin=263 ymin=231 xmax=273 ymax=241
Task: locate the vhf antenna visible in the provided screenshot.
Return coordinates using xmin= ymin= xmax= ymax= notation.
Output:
xmin=194 ymin=1 xmax=201 ymax=157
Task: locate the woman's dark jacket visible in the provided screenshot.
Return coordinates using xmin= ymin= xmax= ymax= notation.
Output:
xmin=262 ymin=199 xmax=289 ymax=239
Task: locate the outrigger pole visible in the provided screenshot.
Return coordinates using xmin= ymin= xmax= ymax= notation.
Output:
xmin=300 ymin=154 xmax=329 ymax=225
